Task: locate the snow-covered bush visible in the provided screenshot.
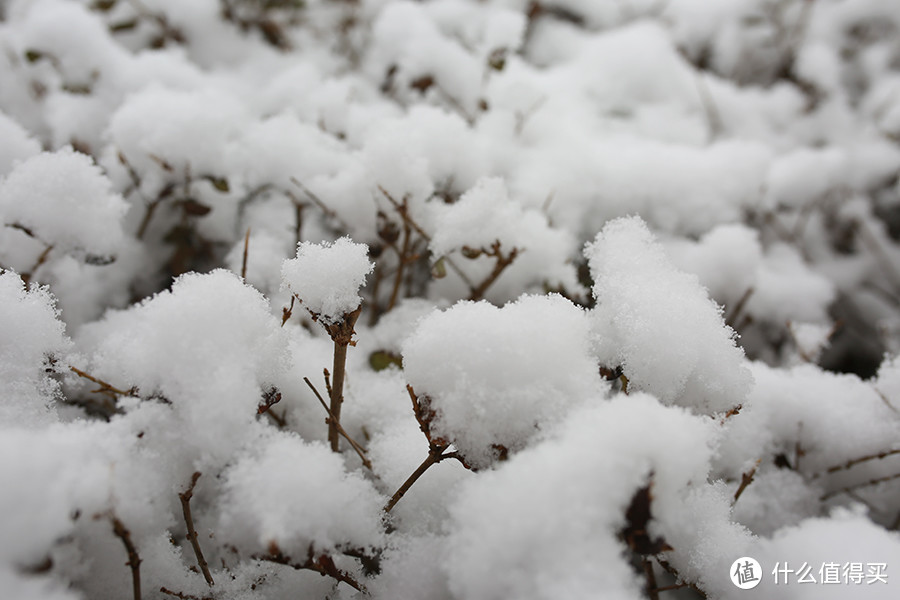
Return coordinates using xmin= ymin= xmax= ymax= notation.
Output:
xmin=1 ymin=1 xmax=900 ymax=600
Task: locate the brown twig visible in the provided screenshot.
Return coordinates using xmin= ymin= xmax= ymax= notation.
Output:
xmin=467 ymin=240 xmax=519 ymax=301
xmin=387 ymin=212 xmax=412 ymax=313
xmin=321 ymin=308 xmax=362 ymax=453
xmin=813 ymin=448 xmax=900 ymax=479
xmin=655 ymin=558 xmax=707 ymax=599
xmin=644 ymin=557 xmax=660 ymax=600
xmin=694 ymin=72 xmax=723 ymax=141
xmin=21 ymin=243 xmax=54 ymax=286
xmin=111 ymin=515 xmax=142 ymax=600
xmin=384 ymin=447 xmax=445 ymax=513
xmin=725 ymin=287 xmax=754 ymax=329
xmin=733 ymin=460 xmax=760 ymax=505
xmin=289 ymin=178 xmax=348 ymax=229
xmin=241 ymin=227 xmax=251 ymax=280
xmin=159 ymin=587 xmax=212 ymax=600
xmin=303 ymin=377 xmax=372 ymax=470
xmin=69 ymin=365 xmax=134 ymax=397
xmin=259 ymin=547 xmax=366 ymax=593
xmin=821 ymin=471 xmax=900 ymax=501
xmin=281 ymin=296 xmax=295 ymax=327
xmin=377 ymin=185 xmax=474 ymax=289
xmin=178 ymin=472 xmax=214 ymax=587
xmin=384 ymin=386 xmax=469 ymax=513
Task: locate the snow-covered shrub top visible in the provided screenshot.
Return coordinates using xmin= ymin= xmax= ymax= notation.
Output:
xmin=0 ymin=111 xmax=40 ymax=176
xmin=587 ymin=216 xmax=752 ymax=413
xmin=402 ymin=294 xmax=601 ymax=468
xmin=446 ymin=394 xmax=717 ymax=600
xmin=281 ymin=237 xmax=373 ymax=322
xmin=79 ymin=270 xmax=287 ymax=462
xmin=219 ymin=432 xmax=385 ymax=556
xmin=0 ymin=272 xmax=70 ymax=428
xmin=0 ymin=148 xmax=127 ymax=256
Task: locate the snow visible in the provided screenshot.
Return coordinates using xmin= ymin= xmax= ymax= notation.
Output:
xmin=281 ymin=237 xmax=374 ymax=322
xmin=0 ymin=271 xmax=70 ymax=427
xmin=402 ymin=294 xmax=602 ymax=468
xmin=78 ymin=269 xmax=287 ymax=463
xmin=0 ymin=148 xmax=128 ymax=256
xmin=587 ymin=216 xmax=752 ymax=414
xmin=0 ymin=111 xmax=41 ymax=176
xmin=445 ymin=394 xmax=717 ymax=600
xmin=219 ymin=432 xmax=385 ymax=556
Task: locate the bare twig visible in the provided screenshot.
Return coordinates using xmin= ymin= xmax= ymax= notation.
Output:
xmin=303 ymin=377 xmax=372 ymax=470
xmin=289 ymin=178 xmax=349 ymax=230
xmin=377 ymin=185 xmax=475 ymax=289
xmin=857 ymin=219 xmax=900 ymax=296
xmin=322 ymin=308 xmax=362 ymax=453
xmin=821 ymin=471 xmax=900 ymax=501
xmin=159 ymin=587 xmax=212 ymax=600
xmin=813 ymin=448 xmax=900 ymax=479
xmin=733 ymin=460 xmax=760 ymax=505
xmin=385 ymin=386 xmax=470 ymax=513
xmin=179 ymin=472 xmax=214 ymax=587
xmin=281 ymin=296 xmax=295 ymax=327
xmin=111 ymin=515 xmax=142 ymax=600
xmin=21 ymin=243 xmax=54 ymax=286
xmin=136 ymin=197 xmax=164 ymax=240
xmin=725 ymin=287 xmax=754 ymax=329
xmin=695 ymin=72 xmax=724 ymax=141
xmin=644 ymin=557 xmax=660 ymax=600
xmin=387 ymin=214 xmax=412 ymax=313
xmin=655 ymin=558 xmax=708 ymax=599
xmin=467 ymin=240 xmax=519 ymax=301
xmin=241 ymin=227 xmax=251 ymax=280
xmin=259 ymin=547 xmax=366 ymax=593
xmin=69 ymin=365 xmax=133 ymax=397
xmin=384 ymin=448 xmax=445 ymax=513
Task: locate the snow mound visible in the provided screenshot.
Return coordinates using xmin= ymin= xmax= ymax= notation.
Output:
xmin=402 ymin=294 xmax=602 ymax=468
xmin=587 ymin=216 xmax=752 ymax=413
xmin=281 ymin=237 xmax=373 ymax=323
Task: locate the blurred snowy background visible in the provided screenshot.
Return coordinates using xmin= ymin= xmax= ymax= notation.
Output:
xmin=1 ymin=1 xmax=899 ymax=599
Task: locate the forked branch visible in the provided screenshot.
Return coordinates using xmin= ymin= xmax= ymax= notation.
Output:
xmin=178 ymin=472 xmax=214 ymax=587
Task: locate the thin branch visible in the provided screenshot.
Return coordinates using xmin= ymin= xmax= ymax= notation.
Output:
xmin=695 ymin=72 xmax=724 ymax=141
xmin=111 ymin=515 xmax=142 ymax=600
xmin=241 ymin=227 xmax=251 ymax=280
xmin=386 ymin=214 xmax=412 ymax=313
xmin=377 ymin=185 xmax=475 ymax=289
xmin=69 ymin=365 xmax=134 ymax=397
xmin=136 ymin=197 xmax=164 ymax=240
xmin=655 ymin=558 xmax=707 ymax=599
xmin=821 ymin=471 xmax=900 ymax=501
xmin=857 ymin=219 xmax=900 ymax=296
xmin=322 ymin=308 xmax=362 ymax=453
xmin=259 ymin=548 xmax=366 ymax=593
xmin=725 ymin=287 xmax=754 ymax=329
xmin=178 ymin=472 xmax=214 ymax=587
xmin=303 ymin=377 xmax=372 ymax=470
xmin=384 ymin=447 xmax=445 ymax=513
xmin=732 ymin=460 xmax=760 ymax=505
xmin=643 ymin=557 xmax=660 ymax=600
xmin=813 ymin=448 xmax=900 ymax=479
xmin=468 ymin=241 xmax=519 ymax=301
xmin=21 ymin=243 xmax=54 ymax=286
xmin=289 ymin=178 xmax=351 ymax=231
xmin=281 ymin=296 xmax=295 ymax=327
xmin=159 ymin=587 xmax=212 ymax=600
